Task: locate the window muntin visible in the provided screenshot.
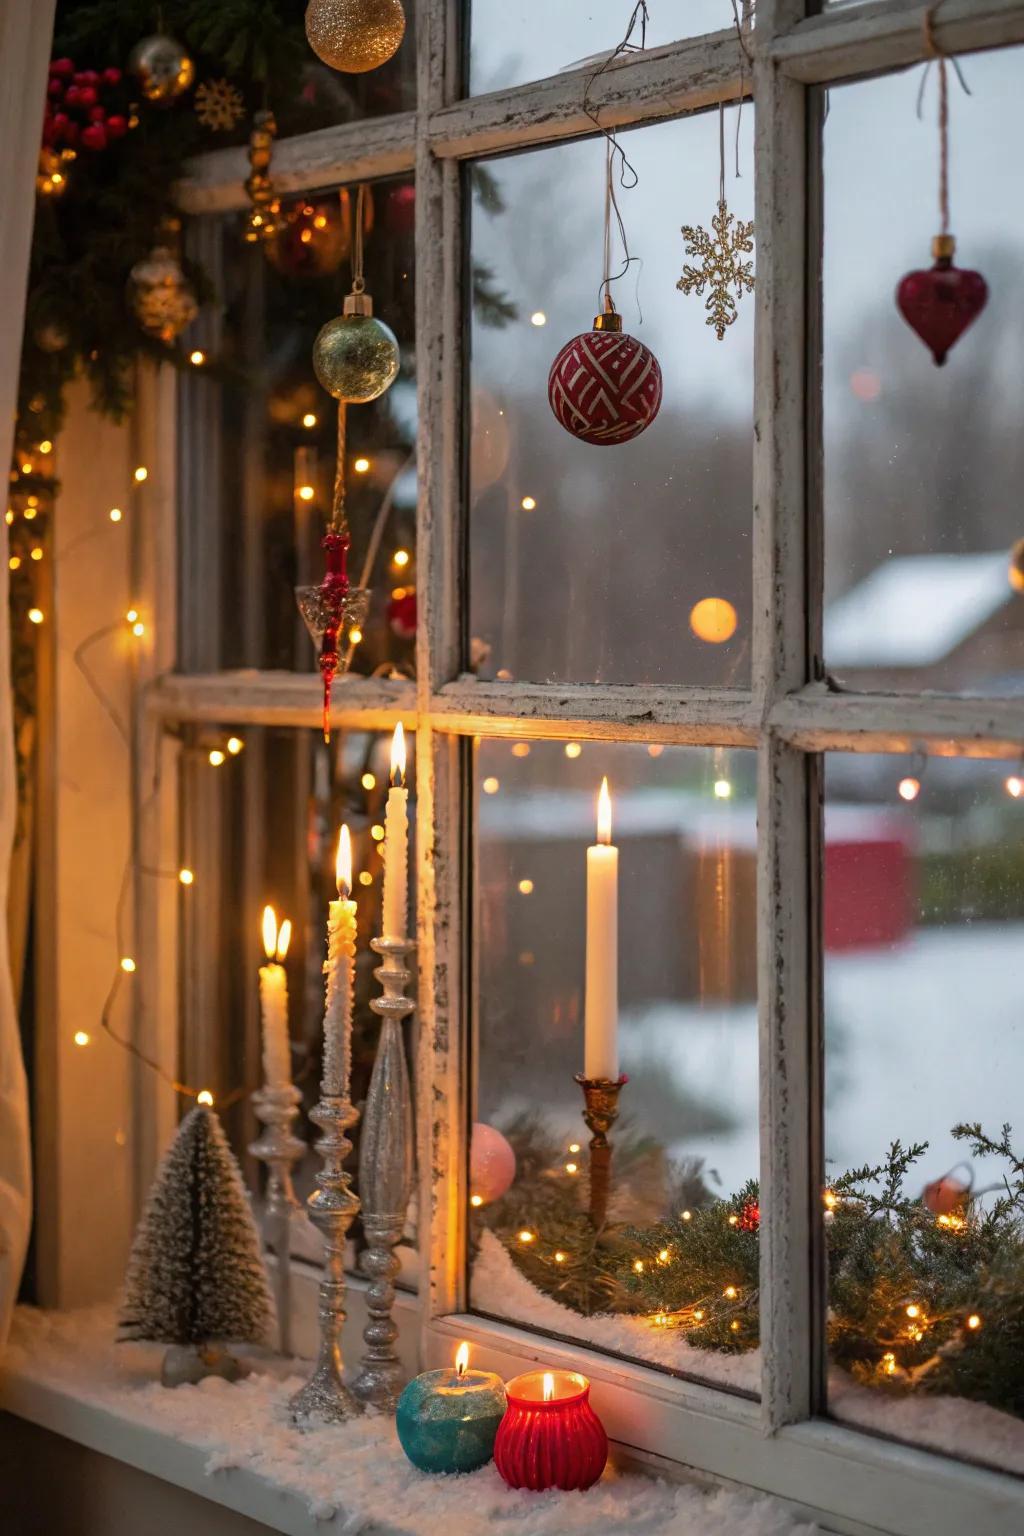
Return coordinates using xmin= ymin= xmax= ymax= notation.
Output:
xmin=470 ymin=737 xmax=759 ymax=1387
xmin=182 ymin=178 xmax=416 ymax=676
xmin=823 ymin=52 xmax=1024 ymax=697
xmin=824 ymin=751 xmax=1024 ymax=1474
xmin=468 ymin=1 xmax=737 ymax=96
xmin=468 ymin=114 xmax=754 ymax=687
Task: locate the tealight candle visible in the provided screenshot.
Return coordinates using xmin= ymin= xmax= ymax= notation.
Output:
xmin=396 ymin=1343 xmax=507 ymax=1474
xmin=494 ymin=1369 xmax=608 ymax=1491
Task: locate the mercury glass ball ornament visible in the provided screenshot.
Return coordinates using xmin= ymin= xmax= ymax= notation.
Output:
xmin=305 ymin=0 xmax=406 ymax=74
xmin=128 ymin=34 xmax=195 ymax=103
xmin=312 ymin=293 xmax=399 ymax=404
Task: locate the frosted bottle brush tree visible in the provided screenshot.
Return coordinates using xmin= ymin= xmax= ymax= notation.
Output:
xmin=120 ymin=1106 xmax=273 ymax=1385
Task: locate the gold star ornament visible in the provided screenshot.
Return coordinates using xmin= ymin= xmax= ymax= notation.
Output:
xmin=677 ymin=200 xmax=755 ymax=341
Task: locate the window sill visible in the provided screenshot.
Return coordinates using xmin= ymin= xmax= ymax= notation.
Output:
xmin=0 ymin=1286 xmax=804 ymax=1536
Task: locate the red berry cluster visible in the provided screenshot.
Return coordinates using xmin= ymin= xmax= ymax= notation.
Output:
xmin=737 ymin=1200 xmax=760 ymax=1233
xmin=43 ymin=58 xmax=129 ymax=154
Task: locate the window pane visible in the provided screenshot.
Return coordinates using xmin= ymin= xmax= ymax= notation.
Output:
xmin=180 ymin=178 xmax=416 ymax=676
xmin=823 ymin=53 xmax=1024 ymax=695
xmin=824 ymin=753 xmax=1024 ymax=1473
xmin=470 ymin=738 xmax=759 ymax=1389
xmin=468 ymin=113 xmax=754 ymax=686
xmin=178 ymin=723 xmax=418 ymax=1282
xmin=469 ymin=3 xmax=735 ymax=95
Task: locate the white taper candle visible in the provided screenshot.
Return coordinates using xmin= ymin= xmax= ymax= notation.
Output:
xmin=382 ymin=721 xmax=409 ymax=942
xmin=259 ymin=905 xmax=292 ymax=1092
xmin=323 ymin=827 xmax=357 ymax=1097
xmin=584 ymin=777 xmax=619 ymax=1081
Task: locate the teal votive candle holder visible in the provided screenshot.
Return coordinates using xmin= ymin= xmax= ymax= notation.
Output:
xmin=396 ymin=1356 xmax=507 ymax=1474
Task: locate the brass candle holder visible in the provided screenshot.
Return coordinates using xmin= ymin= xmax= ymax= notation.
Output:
xmin=574 ymin=1074 xmax=627 ymax=1230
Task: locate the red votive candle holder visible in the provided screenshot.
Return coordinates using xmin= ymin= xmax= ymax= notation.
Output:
xmin=493 ymin=1369 xmax=608 ymax=1492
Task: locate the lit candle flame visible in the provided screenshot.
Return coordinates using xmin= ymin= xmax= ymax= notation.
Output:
xmin=336 ymin=824 xmax=353 ymax=899
xmin=596 ymin=777 xmax=612 ymax=846
xmin=542 ymin=1372 xmax=555 ymax=1403
xmin=262 ymin=906 xmax=291 ymax=964
xmin=390 ymin=720 xmax=407 ymax=787
xmin=455 ymin=1342 xmax=469 ymax=1378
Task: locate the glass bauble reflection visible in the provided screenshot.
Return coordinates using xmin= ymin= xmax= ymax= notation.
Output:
xmin=128 ymin=34 xmax=195 ymax=103
xmin=312 ymin=311 xmax=399 ymax=404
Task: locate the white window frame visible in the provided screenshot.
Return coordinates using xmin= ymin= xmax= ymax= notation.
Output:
xmin=145 ymin=3 xmax=1024 ymax=1532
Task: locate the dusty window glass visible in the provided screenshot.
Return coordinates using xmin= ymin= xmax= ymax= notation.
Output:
xmin=468 ymin=112 xmax=754 ymax=686
xmin=178 ymin=724 xmax=418 ymax=1281
xmin=824 ymin=752 xmax=1024 ymax=1474
xmin=823 ymin=52 xmax=1024 ymax=695
xmin=180 ymin=177 xmax=416 ymax=676
xmin=469 ymin=737 xmax=759 ymax=1388
xmin=469 ymin=2 xmax=738 ymax=95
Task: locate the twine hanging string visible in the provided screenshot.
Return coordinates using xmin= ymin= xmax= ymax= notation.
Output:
xmin=583 ymin=3 xmax=648 ymax=312
xmin=729 ymin=0 xmax=755 ymax=178
xmin=719 ymin=100 xmax=726 ymax=206
xmin=919 ymin=2 xmax=971 ymax=238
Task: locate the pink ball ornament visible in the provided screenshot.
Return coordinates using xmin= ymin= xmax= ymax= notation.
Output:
xmin=548 ymin=304 xmax=662 ymax=446
xmin=470 ymin=1122 xmax=516 ymax=1206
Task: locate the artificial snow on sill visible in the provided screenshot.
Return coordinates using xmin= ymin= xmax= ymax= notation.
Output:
xmin=1 ymin=1304 xmax=818 ymax=1536
xmin=471 ymin=1231 xmax=1024 ymax=1483
xmin=471 ymin=1228 xmax=761 ymax=1393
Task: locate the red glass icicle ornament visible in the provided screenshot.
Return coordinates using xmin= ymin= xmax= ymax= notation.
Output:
xmin=895 ymin=47 xmax=987 ymax=365
xmin=295 ymin=405 xmax=369 ymax=741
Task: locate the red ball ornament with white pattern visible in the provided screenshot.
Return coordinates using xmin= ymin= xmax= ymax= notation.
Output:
xmin=547 ymin=298 xmax=662 ymax=446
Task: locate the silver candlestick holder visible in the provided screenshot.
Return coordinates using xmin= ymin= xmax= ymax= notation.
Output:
xmin=289 ymin=1088 xmax=362 ymax=1423
xmin=352 ymin=936 xmax=416 ymax=1411
xmin=249 ymin=1083 xmax=305 ymax=1357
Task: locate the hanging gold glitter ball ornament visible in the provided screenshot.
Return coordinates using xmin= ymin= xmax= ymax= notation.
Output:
xmin=128 ymin=242 xmax=199 ymax=344
xmin=128 ymin=34 xmax=195 ymax=103
xmin=305 ymin=0 xmax=406 ymax=74
xmin=312 ymin=290 xmax=399 ymax=404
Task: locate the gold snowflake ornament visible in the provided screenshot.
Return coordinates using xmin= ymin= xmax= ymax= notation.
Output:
xmin=195 ymin=78 xmax=246 ymax=133
xmin=677 ymin=199 xmax=755 ymax=340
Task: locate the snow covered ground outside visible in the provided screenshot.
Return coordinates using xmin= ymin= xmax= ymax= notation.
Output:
xmin=3 ymin=1304 xmax=819 ymax=1536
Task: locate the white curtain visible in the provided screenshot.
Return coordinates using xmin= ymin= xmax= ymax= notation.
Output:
xmin=0 ymin=0 xmax=56 ymax=1348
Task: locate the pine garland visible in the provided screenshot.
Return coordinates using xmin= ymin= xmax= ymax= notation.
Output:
xmin=478 ymin=1117 xmax=1024 ymax=1419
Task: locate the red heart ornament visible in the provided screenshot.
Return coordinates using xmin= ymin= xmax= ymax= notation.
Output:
xmin=896 ymin=238 xmax=988 ymax=366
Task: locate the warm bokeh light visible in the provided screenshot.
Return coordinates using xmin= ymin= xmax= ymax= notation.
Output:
xmin=898 ymin=776 xmax=921 ymax=802
xmin=39 ymin=440 xmax=53 ymax=454
xmin=189 ymin=349 xmax=206 ymax=366
xmin=349 ymin=626 xmax=363 ymax=645
xmin=482 ymin=776 xmax=499 ymax=794
xmin=120 ymin=956 xmax=136 ymax=973
xmin=131 ymin=620 xmax=146 ymax=637
xmin=74 ymin=1030 xmax=90 ymax=1047
xmin=967 ymin=1313 xmax=982 ymax=1330
xmin=8 ymin=557 xmax=19 ymax=571
xmin=849 ymin=368 xmax=882 ymax=401
xmin=358 ymin=870 xmax=373 ymax=886
xmin=302 ymin=412 xmax=318 ymax=429
xmin=298 ymin=483 xmax=315 ymax=501
xmin=362 ymin=772 xmax=376 ymax=789
xmin=714 ymin=779 xmax=732 ymax=799
xmin=520 ymin=495 xmax=536 ymax=510
xmin=209 ymin=749 xmax=226 ymax=766
xmin=393 ymin=548 xmax=410 ymax=568
xmin=178 ymin=868 xmax=194 ymax=886
xmin=197 ymin=1089 xmax=214 ymax=1106
xmin=690 ymin=596 xmax=738 ymax=644
xmin=564 ymin=742 xmax=582 ymax=759
xmin=530 ymin=311 xmax=547 ymax=327
xmin=371 ymin=823 xmax=385 ymax=840
xmin=134 ymin=466 xmax=148 ymax=483
xmin=518 ymin=878 xmax=534 ymax=895
xmin=354 ymin=456 xmax=370 ymax=473
xmin=1006 ymin=775 xmax=1023 ymax=799
xmin=227 ymin=736 xmax=244 ymax=755
xmin=109 ymin=507 xmax=123 ymax=522
xmin=28 ymin=608 xmax=44 ymax=625
xmin=596 ymin=777 xmax=612 ymax=845
xmin=126 ymin=608 xmax=139 ymax=623
xmin=511 ymin=742 xmax=530 ymax=757
xmin=336 ymin=824 xmax=353 ymax=898
xmin=469 ymin=1193 xmax=483 ymax=1207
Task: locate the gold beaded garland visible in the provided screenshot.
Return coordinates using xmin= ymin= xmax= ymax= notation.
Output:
xmin=304 ymin=0 xmax=406 ymax=74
